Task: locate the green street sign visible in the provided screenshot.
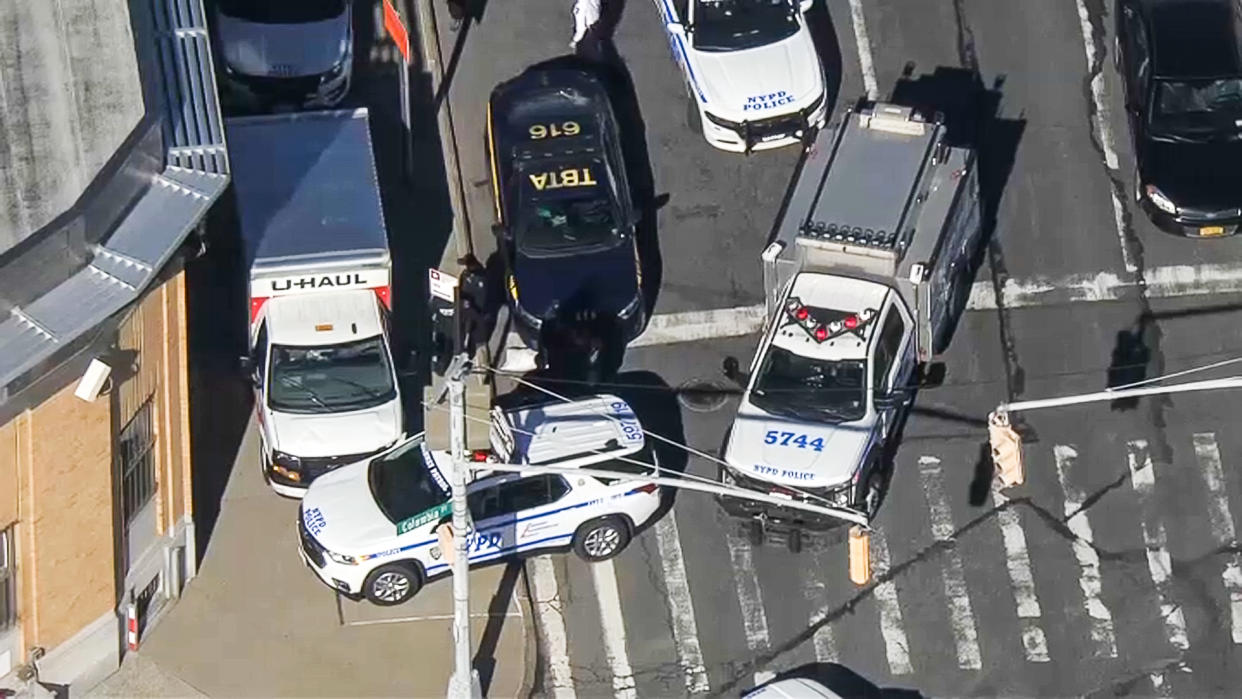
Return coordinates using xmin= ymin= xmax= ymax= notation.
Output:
xmin=397 ymin=501 xmax=452 ymax=535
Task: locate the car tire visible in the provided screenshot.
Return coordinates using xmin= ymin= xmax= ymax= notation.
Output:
xmin=573 ymin=516 xmax=631 ymax=562
xmin=363 ymin=562 xmax=422 ymax=606
xmin=686 ymin=91 xmax=703 ymax=133
xmin=859 ymin=460 xmax=890 ymax=519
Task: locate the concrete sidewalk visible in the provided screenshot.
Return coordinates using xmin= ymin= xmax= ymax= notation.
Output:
xmin=86 ymin=417 xmax=533 ymax=698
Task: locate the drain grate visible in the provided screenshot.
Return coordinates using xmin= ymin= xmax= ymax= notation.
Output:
xmin=677 ymin=378 xmax=730 ymax=412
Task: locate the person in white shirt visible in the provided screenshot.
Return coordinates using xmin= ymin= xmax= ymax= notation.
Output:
xmin=571 ymin=0 xmax=602 ymax=49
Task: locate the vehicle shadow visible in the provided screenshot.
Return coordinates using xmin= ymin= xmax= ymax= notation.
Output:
xmin=887 ymin=65 xmax=1026 ymax=358
xmin=802 ymin=0 xmax=845 ymax=114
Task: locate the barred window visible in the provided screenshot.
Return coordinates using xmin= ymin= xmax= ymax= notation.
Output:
xmin=0 ymin=526 xmax=15 ymax=630
xmin=119 ymin=401 xmax=156 ymax=524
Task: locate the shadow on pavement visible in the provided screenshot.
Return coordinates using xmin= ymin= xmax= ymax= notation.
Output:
xmin=186 ymin=190 xmax=251 ymax=563
xmin=472 ymin=559 xmax=523 ymax=695
xmin=803 ymin=0 xmax=845 ymax=113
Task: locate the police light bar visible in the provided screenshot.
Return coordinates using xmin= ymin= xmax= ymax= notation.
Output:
xmin=784 ymin=298 xmax=878 ymax=344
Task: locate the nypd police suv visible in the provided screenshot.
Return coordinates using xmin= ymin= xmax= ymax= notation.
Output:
xmin=297 ymin=395 xmax=661 ymax=605
xmin=653 ymin=0 xmax=828 ymax=152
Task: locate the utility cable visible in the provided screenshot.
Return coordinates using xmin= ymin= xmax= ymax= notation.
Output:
xmin=1106 ymin=355 xmax=1242 ymax=392
xmin=471 ymin=365 xmax=845 ymax=508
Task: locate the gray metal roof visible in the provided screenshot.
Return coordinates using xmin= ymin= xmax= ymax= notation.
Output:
xmin=226 ymin=109 xmax=388 ymax=269
xmin=0 ymin=0 xmax=145 ymax=252
xmin=0 ymin=0 xmax=229 ymax=405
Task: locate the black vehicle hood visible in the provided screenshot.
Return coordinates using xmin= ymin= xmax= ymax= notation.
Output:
xmin=1143 ymin=136 xmax=1242 ymax=211
xmin=514 ymin=241 xmax=638 ymax=320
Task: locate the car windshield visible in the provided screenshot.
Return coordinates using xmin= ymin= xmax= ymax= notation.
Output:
xmin=218 ymin=0 xmax=345 ymax=23
xmin=516 ymin=160 xmax=620 ymax=256
xmin=1150 ymin=78 xmax=1242 ymax=138
xmin=751 ymin=347 xmax=866 ymax=422
xmin=693 ymin=0 xmax=800 ymax=52
xmin=368 ymin=440 xmax=450 ymax=524
xmin=268 ymin=336 xmax=396 ymax=414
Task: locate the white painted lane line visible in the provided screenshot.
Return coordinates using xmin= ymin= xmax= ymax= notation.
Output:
xmin=802 ymin=549 xmax=838 ymax=664
xmin=992 ymin=490 xmax=1050 ymax=663
xmin=654 ymin=513 xmax=711 ymax=694
xmin=846 ymin=0 xmax=878 ymax=99
xmin=1053 ymin=445 xmax=1118 ymax=658
xmin=870 ymin=530 xmax=913 ymax=675
xmin=1193 ymin=433 xmax=1242 ymax=644
xmin=1072 ymin=0 xmax=1136 ymax=272
xmin=725 ymin=528 xmax=774 ymax=686
xmin=1126 ymin=440 xmax=1190 ymax=654
xmin=631 ymin=263 xmax=1242 ymax=347
xmin=591 ymin=559 xmax=637 ymax=699
xmin=630 ymin=304 xmax=767 ymax=348
xmin=530 ymin=556 xmax=578 ymax=699
xmin=918 ymin=456 xmax=982 ymax=670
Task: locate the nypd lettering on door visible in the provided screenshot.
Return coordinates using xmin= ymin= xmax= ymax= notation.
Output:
xmin=252 ymin=267 xmax=389 ymax=297
xmin=743 ymin=91 xmax=794 ymax=112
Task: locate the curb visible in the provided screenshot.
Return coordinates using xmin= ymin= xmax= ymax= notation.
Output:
xmin=410 ymin=1 xmax=535 ymax=696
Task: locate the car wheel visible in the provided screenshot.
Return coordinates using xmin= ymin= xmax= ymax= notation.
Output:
xmin=573 ymin=516 xmax=631 ymax=562
xmin=686 ymin=91 xmax=703 ymax=133
xmin=860 ymin=462 xmax=890 ymax=519
xmin=363 ymin=562 xmax=422 ymax=606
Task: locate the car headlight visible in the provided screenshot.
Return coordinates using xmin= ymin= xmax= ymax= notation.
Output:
xmin=326 ymin=550 xmax=359 ymax=566
xmin=1144 ymin=184 xmax=1178 ymax=214
xmin=704 ymin=111 xmax=742 ymax=131
xmin=271 ymin=451 xmax=303 ymax=482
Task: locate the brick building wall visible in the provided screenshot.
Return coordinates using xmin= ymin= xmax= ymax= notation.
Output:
xmin=0 ymin=268 xmax=194 ymax=688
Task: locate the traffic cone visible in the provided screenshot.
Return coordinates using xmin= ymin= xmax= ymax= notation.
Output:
xmin=848 ymin=526 xmax=871 ymax=586
xmin=988 ymin=411 xmax=1025 ymax=487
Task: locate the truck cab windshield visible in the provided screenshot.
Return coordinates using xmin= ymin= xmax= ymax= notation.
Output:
xmin=751 ymin=347 xmax=865 ymax=422
xmin=693 ymin=0 xmax=800 ymax=52
xmin=516 ymin=160 xmax=619 ymax=256
xmin=268 ymin=336 xmax=396 ymax=413
xmin=368 ymin=440 xmax=449 ymax=524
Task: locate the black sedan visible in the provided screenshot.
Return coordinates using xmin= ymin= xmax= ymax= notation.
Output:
xmin=1116 ymin=0 xmax=1242 ymax=237
xmin=486 ymin=66 xmax=646 ymax=348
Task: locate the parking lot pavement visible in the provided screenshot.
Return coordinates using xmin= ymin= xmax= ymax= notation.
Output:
xmin=97 ymin=415 xmax=531 ymax=698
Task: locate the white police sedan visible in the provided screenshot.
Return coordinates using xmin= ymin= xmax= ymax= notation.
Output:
xmin=653 ymin=0 xmax=828 ymax=152
xmin=297 ymin=394 xmax=661 ymax=605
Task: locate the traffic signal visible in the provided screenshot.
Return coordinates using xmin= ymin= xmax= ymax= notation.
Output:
xmin=988 ymin=411 xmax=1024 ymax=487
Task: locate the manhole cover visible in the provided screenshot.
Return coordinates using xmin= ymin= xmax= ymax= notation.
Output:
xmin=677 ymin=379 xmax=729 ymax=412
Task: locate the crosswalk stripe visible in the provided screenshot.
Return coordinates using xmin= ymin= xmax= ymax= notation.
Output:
xmin=725 ymin=528 xmax=774 ymax=686
xmin=992 ymin=490 xmax=1050 ymax=662
xmin=870 ymin=530 xmax=913 ymax=675
xmin=590 ymin=559 xmax=637 ymax=698
xmin=1126 ymin=441 xmax=1190 ymax=654
xmin=918 ymin=456 xmax=983 ymax=670
xmin=654 ymin=513 xmax=711 ymax=694
xmin=802 ymin=548 xmax=838 ymax=664
xmin=1053 ymin=444 xmax=1118 ymax=658
xmin=530 ymin=556 xmax=577 ymax=699
xmin=1192 ymin=433 xmax=1242 ymax=644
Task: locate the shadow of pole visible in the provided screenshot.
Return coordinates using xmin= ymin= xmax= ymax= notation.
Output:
xmin=471 ymin=559 xmax=523 ymax=694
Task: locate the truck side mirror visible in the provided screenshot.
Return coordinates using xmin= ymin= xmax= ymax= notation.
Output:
xmin=873 ymin=394 xmax=900 ymax=411
xmin=722 ymin=356 xmax=748 ymax=386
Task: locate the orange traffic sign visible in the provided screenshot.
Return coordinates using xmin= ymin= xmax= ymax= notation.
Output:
xmin=383 ymin=0 xmax=411 ymax=64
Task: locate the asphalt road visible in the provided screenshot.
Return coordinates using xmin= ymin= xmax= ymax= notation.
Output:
xmin=434 ymin=0 xmax=1242 ymax=696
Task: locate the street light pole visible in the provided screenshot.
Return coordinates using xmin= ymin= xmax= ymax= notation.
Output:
xmin=995 ymin=376 xmax=1242 ymax=415
xmin=445 ymin=354 xmax=480 ymax=699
